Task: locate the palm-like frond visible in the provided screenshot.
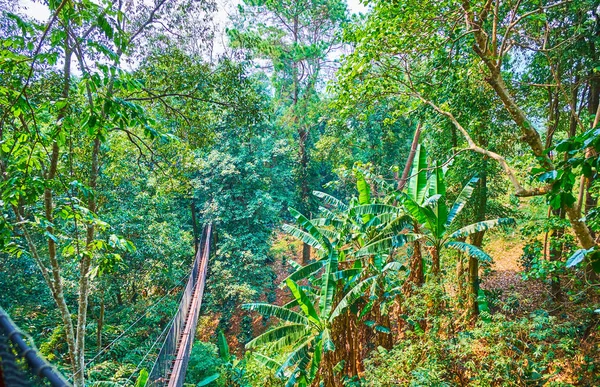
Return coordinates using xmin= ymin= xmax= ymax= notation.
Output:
xmin=356 ymin=172 xmax=371 ymax=206
xmin=445 ymin=241 xmax=492 ymax=262
xmin=282 ymin=224 xmax=324 ymax=251
xmin=217 ymin=329 xmax=231 ymax=362
xmin=355 ymin=233 xmax=421 ymax=257
xmin=246 ymin=324 xmax=310 ymax=349
xmin=445 ymin=176 xmax=478 ymax=228
xmin=319 ymin=252 xmax=338 ymax=318
xmin=329 ymin=276 xmax=377 ymax=321
xmin=428 ymin=164 xmax=448 ymax=237
xmin=333 ymin=268 xmax=362 ymax=281
xmin=450 ymin=218 xmax=515 ymax=239
xmin=428 ymin=161 xmax=446 ymax=198
xmin=356 ymin=172 xmax=372 ymax=223
xmin=288 ymin=208 xmax=330 ymax=250
xmin=379 ymin=214 xmax=414 ymax=235
xmin=243 ymin=303 xmax=309 ymax=324
xmin=280 ymin=259 xmax=327 ymax=288
xmin=313 ymin=190 xmax=348 ymax=210
xmin=252 ymin=353 xmax=282 ymax=371
xmin=277 ymin=337 xmax=313 ymax=378
xmin=352 ymin=204 xmax=400 ymax=216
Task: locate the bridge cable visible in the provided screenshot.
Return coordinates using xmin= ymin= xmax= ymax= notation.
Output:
xmin=68 ymin=272 xmax=190 ymax=381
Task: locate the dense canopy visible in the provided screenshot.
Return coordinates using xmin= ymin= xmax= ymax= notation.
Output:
xmin=1 ymin=0 xmax=599 ymax=386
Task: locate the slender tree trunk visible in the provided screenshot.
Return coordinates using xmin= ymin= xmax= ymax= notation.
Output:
xmin=431 ymin=247 xmax=441 ymax=278
xmin=191 ymin=198 xmax=199 ymax=252
xmin=403 ymin=227 xmax=424 ymax=294
xmin=39 ymin=27 xmax=79 ymax=380
xmin=97 ymin=292 xmax=104 ymax=350
xmin=397 ymin=123 xmax=422 ymax=191
xmin=464 ymin=13 xmax=597 ymax=252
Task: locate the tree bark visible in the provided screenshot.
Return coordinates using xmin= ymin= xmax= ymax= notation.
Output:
xmin=397 ymin=123 xmax=422 ymax=191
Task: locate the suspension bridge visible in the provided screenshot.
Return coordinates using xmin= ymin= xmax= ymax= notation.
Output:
xmin=0 ymin=224 xmax=214 ymax=387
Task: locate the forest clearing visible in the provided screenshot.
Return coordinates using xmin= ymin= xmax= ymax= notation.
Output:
xmin=1 ymin=0 xmax=599 ymax=386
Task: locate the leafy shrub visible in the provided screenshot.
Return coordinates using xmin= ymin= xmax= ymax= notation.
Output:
xmin=363 ymin=309 xmax=596 ymax=386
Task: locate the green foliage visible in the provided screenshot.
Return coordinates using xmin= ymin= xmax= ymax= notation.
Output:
xmin=364 ymin=307 xmax=597 ymax=386
xmin=185 ymin=342 xmax=223 ymax=386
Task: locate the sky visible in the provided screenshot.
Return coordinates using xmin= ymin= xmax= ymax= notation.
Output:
xmin=18 ymin=0 xmax=368 ymax=22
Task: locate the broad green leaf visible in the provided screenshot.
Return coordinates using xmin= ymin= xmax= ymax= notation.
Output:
xmin=217 ymin=329 xmax=231 ymax=362
xmin=243 ymin=303 xmax=308 ymax=324
xmin=282 ymin=224 xmax=324 ymax=251
xmin=280 ymin=259 xmax=327 ymax=288
xmin=134 ymin=369 xmax=148 ymax=387
xmin=330 ymin=276 xmax=377 ymax=321
xmin=407 ymin=144 xmax=428 ymax=204
xmin=252 ymin=353 xmax=281 ymax=371
xmin=319 ymin=251 xmax=338 ymax=318
xmin=246 ymin=324 xmax=309 ymax=349
xmin=313 ymin=191 xmax=348 ymax=210
xmin=446 ymin=176 xmax=478 ymax=228
xmin=286 ymin=279 xmax=321 ymax=325
xmin=450 ymin=218 xmax=515 ymax=239
xmin=197 ymin=373 xmax=220 ymax=386
xmin=445 ymin=241 xmax=492 ymax=262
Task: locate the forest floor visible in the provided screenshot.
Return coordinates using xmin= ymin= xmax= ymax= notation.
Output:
xmin=482 ymin=235 xmax=548 ymax=316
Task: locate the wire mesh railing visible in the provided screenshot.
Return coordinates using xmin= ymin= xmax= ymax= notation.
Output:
xmin=0 ymin=307 xmax=71 ymax=387
xmin=147 ymin=224 xmax=212 ymax=387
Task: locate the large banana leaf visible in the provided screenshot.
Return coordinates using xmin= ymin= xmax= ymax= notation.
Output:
xmin=308 ymin=338 xmax=322 ymax=381
xmin=321 ymin=328 xmax=335 ymax=352
xmin=217 ymin=329 xmax=231 ymax=362
xmin=243 ymin=303 xmax=308 ymax=324
xmin=282 ymin=224 xmax=324 ymax=251
xmin=353 ymin=204 xmax=400 ymax=216
xmin=280 ymin=259 xmax=327 ymax=288
xmin=277 ymin=337 xmax=313 ymax=379
xmin=450 ymin=218 xmax=515 ymax=239
xmin=287 ymin=279 xmax=321 ymax=326
xmin=356 ymin=172 xmax=372 ymax=223
xmin=252 ymin=353 xmax=281 ymax=371
xmin=445 ymin=241 xmax=492 ymax=262
xmin=445 ymin=176 xmax=478 ymax=228
xmin=404 ymin=197 xmax=438 ymax=235
xmin=246 ymin=323 xmax=309 ymax=350
xmin=319 ymin=251 xmax=338 ymax=318
xmin=407 ymin=144 xmax=428 ymax=204
xmin=288 ymin=207 xmax=330 ymax=250
xmin=329 ymin=275 xmax=377 ymax=321
xmin=313 ymin=190 xmax=348 ymax=210
xmin=355 ymin=233 xmax=422 ymax=257
xmin=379 ymin=214 xmax=414 ymax=235
xmin=356 ymin=172 xmax=371 ymax=205
xmin=333 ymin=268 xmax=362 ymax=281
xmin=428 ymin=163 xmax=448 ymax=237
xmin=428 ymin=161 xmax=446 ymax=198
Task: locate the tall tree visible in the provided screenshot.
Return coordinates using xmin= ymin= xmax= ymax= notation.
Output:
xmin=229 ymin=0 xmax=347 ymax=263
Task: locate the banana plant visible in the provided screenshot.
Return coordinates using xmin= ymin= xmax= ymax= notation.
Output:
xmin=243 ymin=170 xmax=410 ymax=386
xmin=399 ymin=168 xmax=515 ymax=278
xmin=243 ymin=273 xmax=337 ymax=386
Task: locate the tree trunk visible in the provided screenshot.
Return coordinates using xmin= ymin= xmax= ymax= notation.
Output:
xmin=403 ymin=231 xmax=424 ymax=294
xmin=97 ymin=293 xmax=104 ymax=350
xmin=397 ymin=123 xmax=422 ymax=191
xmin=431 ymin=247 xmax=441 ymax=278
